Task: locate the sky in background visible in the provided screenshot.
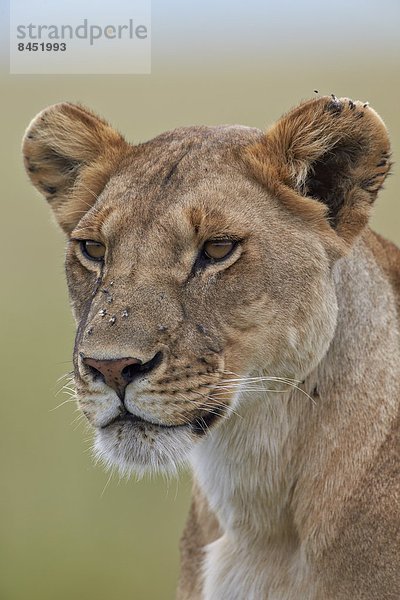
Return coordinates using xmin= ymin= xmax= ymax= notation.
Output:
xmin=1 ymin=0 xmax=400 ymax=71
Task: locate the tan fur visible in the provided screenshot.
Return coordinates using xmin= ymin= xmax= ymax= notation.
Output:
xmin=22 ymin=103 xmax=129 ymax=233
xmin=23 ymin=96 xmax=400 ymax=599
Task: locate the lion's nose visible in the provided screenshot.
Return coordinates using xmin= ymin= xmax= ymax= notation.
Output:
xmin=82 ymin=352 xmax=163 ymax=400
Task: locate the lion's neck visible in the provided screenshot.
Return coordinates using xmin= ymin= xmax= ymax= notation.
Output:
xmin=191 ymin=390 xmax=299 ymax=536
xmin=190 ymin=232 xmax=400 ymax=599
xmin=191 ymin=389 xmax=311 ymax=599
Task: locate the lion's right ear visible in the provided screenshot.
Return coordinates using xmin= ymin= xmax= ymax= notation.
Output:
xmin=22 ymin=103 xmax=129 ymax=234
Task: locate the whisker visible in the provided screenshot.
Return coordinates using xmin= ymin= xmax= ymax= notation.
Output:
xmin=49 ymin=397 xmax=77 ymax=412
xmin=55 ymin=383 xmax=76 ymax=398
xmin=221 ymin=376 xmax=303 ymax=385
xmin=216 ymin=375 xmax=317 ymax=406
xmin=221 ymin=368 xmax=303 ymax=383
xmin=213 ymin=386 xmax=288 ymax=394
xmin=55 ymin=370 xmax=74 ymax=383
xmin=175 ymin=392 xmax=241 ymax=423
xmin=100 ymin=471 xmax=114 ymax=498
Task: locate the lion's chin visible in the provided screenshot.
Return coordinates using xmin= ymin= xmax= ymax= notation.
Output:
xmin=93 ymin=418 xmax=196 ymax=478
xmin=91 ymin=403 xmax=229 ymax=477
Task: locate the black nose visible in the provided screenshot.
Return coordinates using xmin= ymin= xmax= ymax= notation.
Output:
xmin=82 ymin=352 xmax=163 ymax=400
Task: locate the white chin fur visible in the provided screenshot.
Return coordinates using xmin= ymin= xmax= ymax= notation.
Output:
xmin=93 ymin=421 xmax=195 ymax=478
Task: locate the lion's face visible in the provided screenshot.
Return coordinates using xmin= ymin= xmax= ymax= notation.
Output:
xmin=23 ymin=99 xmax=390 ymax=476
xmin=65 ymin=127 xmax=338 ymax=476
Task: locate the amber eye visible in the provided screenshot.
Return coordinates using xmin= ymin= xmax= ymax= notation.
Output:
xmin=80 ymin=240 xmax=106 ymax=261
xmin=202 ymin=239 xmax=236 ymax=261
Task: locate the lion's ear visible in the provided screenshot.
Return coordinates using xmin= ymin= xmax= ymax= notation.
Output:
xmin=246 ymin=96 xmax=391 ymax=246
xmin=22 ymin=103 xmax=129 ymax=234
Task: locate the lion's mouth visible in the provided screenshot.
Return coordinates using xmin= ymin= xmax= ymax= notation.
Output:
xmin=102 ymin=406 xmax=225 ymax=435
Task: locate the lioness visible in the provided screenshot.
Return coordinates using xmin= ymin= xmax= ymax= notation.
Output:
xmin=23 ymin=96 xmax=400 ymax=599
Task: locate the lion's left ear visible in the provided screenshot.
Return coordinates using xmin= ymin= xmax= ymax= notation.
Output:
xmin=245 ymin=96 xmax=391 ymax=247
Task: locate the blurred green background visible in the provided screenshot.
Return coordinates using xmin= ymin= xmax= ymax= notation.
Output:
xmin=1 ymin=1 xmax=399 ymax=599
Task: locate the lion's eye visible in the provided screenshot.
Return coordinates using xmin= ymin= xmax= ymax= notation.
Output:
xmin=202 ymin=239 xmax=236 ymax=261
xmin=80 ymin=240 xmax=106 ymax=261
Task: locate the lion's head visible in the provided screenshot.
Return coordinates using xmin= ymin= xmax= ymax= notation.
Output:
xmin=23 ymin=97 xmax=390 ymax=476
